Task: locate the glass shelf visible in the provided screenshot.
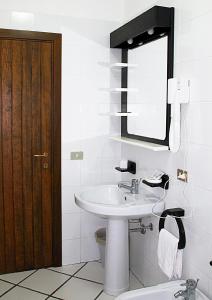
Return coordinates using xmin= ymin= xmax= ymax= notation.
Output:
xmin=110 ymin=136 xmax=169 ymax=152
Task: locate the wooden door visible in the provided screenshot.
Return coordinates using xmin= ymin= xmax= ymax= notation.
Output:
xmin=0 ymin=29 xmax=61 ymax=274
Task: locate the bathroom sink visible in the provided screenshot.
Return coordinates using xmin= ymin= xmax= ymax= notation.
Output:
xmin=75 ymin=184 xmax=164 ymax=297
xmin=75 ymin=184 xmax=164 ymax=218
xmin=115 ymin=281 xmax=209 ymax=300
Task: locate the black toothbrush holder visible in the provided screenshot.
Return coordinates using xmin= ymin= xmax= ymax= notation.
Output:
xmin=115 ymin=160 xmax=136 ymax=175
xmin=142 ymin=174 xmax=169 ymax=190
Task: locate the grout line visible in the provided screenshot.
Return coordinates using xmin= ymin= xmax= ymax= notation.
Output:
xmin=46 ymin=268 xmax=72 ymax=278
xmin=130 ymin=270 xmax=144 ymax=287
xmin=17 ymin=269 xmax=38 ymax=285
xmin=45 ymin=295 xmax=64 ymax=300
xmin=0 ymin=269 xmax=38 ymax=286
xmin=73 ymin=275 xmax=103 ymax=285
xmin=46 ymin=276 xmax=74 ymax=298
xmin=72 ymin=262 xmax=87 ymax=276
xmin=14 ymin=285 xmax=50 ymax=297
xmin=48 ymin=262 xmax=87 ymax=278
xmin=0 ymin=284 xmax=51 ymax=299
xmin=47 ymin=262 xmax=99 ymax=299
xmin=0 ymin=270 xmax=38 ymax=298
xmin=94 ymin=289 xmax=104 ymax=300
xmin=0 ymin=279 xmax=16 ymax=285
xmin=0 ymin=285 xmax=16 ymax=298
xmin=0 ymin=263 xmax=96 ymax=299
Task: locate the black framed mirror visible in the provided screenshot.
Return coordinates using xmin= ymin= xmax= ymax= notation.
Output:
xmin=110 ymin=6 xmax=174 ymax=146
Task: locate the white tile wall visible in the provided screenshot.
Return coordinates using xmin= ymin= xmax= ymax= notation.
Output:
xmin=62 ymin=186 xmax=81 ymax=213
xmin=81 ymin=212 xmax=107 ymax=238
xmin=81 ymin=237 xmax=101 ymax=262
xmin=62 ymin=239 xmax=81 ymax=265
xmin=123 ymin=0 xmax=212 ymax=297
xmin=60 ymin=15 xmax=122 ymax=264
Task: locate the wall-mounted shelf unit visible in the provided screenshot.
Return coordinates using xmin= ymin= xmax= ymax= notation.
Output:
xmin=110 ymin=63 xmax=138 ymax=69
xmin=110 ymin=136 xmax=169 ymax=152
xmin=100 ymin=112 xmax=138 ymax=117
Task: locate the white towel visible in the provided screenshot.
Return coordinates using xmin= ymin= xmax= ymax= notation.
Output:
xmin=158 ymin=229 xmax=183 ymax=279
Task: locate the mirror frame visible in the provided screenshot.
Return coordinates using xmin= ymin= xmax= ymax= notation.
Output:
xmin=110 ymin=6 xmax=174 ymax=146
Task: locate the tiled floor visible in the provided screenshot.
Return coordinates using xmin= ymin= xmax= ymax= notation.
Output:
xmin=0 ymin=261 xmax=143 ymax=299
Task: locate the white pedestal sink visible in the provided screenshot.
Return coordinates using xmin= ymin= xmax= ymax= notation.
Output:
xmin=75 ymin=185 xmax=164 ymax=296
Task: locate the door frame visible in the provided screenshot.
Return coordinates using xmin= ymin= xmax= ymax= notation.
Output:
xmin=0 ymin=28 xmax=62 ymax=267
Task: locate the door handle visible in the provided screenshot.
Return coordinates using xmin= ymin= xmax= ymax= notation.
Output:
xmin=33 ymin=152 xmax=48 ymax=158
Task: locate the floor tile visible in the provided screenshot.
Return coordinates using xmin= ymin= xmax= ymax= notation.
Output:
xmin=20 ymin=269 xmax=69 ymax=294
xmin=1 ymin=286 xmax=46 ymax=299
xmin=76 ymin=261 xmax=104 ymax=283
xmin=0 ymin=270 xmax=35 ymax=284
xmin=46 ymin=297 xmax=63 ymax=300
xmin=129 ymin=273 xmax=143 ymax=290
xmin=47 ymin=298 xmax=63 ymax=300
xmin=0 ymin=281 xmax=14 ymax=296
xmin=97 ymin=291 xmax=114 ymax=300
xmin=49 ymin=263 xmax=85 ymax=275
xmin=97 ymin=273 xmax=143 ymax=300
xmin=53 ymin=277 xmax=102 ymax=300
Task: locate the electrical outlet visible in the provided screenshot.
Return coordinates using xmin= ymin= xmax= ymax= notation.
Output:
xmin=177 ymin=169 xmax=188 ymax=182
xmin=71 ymin=151 xmax=83 ymax=160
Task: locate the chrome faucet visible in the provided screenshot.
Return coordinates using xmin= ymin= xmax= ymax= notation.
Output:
xmin=118 ymin=179 xmax=140 ymax=194
xmin=174 ymin=279 xmax=199 ymax=300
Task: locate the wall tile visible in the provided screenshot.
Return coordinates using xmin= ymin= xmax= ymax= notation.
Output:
xmin=188 ymin=103 xmax=212 ymax=146
xmin=176 ymin=59 xmax=212 ymax=102
xmin=81 ymin=159 xmax=101 ymax=186
xmin=62 ymin=239 xmax=81 ymax=265
xmin=62 ymin=213 xmax=81 ymax=240
xmin=81 ymin=237 xmax=100 ymax=262
xmin=81 ymin=211 xmax=107 ymax=238
xmin=188 ymin=144 xmax=212 ymax=191
xmin=62 ymin=160 xmax=81 ymax=187
xmin=62 ymin=186 xmax=81 ymax=213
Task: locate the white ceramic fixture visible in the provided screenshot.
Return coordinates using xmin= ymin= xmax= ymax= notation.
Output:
xmin=75 ymin=185 xmax=164 ymax=296
xmin=115 ymin=280 xmax=209 ymax=300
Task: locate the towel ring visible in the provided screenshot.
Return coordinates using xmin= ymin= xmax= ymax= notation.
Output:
xmin=159 ymin=208 xmax=186 ymax=250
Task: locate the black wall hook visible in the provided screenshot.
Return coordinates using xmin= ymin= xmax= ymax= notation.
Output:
xmin=159 ymin=208 xmax=186 ymax=250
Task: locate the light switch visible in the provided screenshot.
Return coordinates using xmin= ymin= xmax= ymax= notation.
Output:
xmin=71 ymin=151 xmax=83 ymax=160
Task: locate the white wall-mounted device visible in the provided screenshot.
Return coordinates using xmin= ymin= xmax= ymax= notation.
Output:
xmin=168 ymin=78 xmax=190 ymax=153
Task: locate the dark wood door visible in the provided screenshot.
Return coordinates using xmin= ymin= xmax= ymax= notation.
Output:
xmin=0 ymin=29 xmax=61 ymax=274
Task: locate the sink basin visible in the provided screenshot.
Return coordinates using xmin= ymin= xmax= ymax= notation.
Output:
xmin=75 ymin=184 xmax=164 ymax=297
xmin=75 ymin=185 xmax=164 ymax=218
xmin=115 ymin=281 xmax=209 ymax=300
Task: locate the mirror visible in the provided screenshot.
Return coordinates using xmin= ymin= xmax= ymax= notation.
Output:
xmin=110 ymin=5 xmax=174 ymax=146
xmin=127 ymin=36 xmax=168 ymax=140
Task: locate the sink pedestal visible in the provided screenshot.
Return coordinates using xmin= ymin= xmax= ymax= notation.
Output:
xmin=104 ymin=218 xmax=129 ymax=296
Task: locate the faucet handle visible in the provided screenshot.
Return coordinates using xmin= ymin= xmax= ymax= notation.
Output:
xmin=181 ymin=279 xmax=199 ymax=289
xmin=131 ymin=178 xmax=141 ymax=184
